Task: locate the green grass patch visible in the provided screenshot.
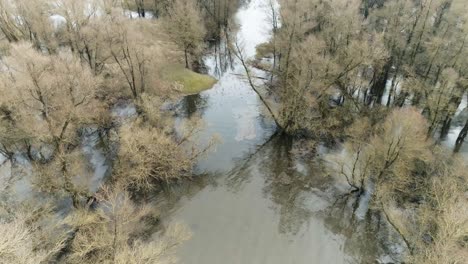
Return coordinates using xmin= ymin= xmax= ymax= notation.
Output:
xmin=161 ymin=65 xmax=217 ymax=95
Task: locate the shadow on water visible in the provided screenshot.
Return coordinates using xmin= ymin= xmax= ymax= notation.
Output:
xmin=152 ymin=0 xmax=405 ymax=262
xmin=153 ymin=132 xmax=403 ymax=263
xmin=206 ymin=38 xmax=235 ymax=78
xmin=177 ymin=93 xmax=210 ymax=118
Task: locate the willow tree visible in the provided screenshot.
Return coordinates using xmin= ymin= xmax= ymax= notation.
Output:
xmin=106 ymin=18 xmax=159 ymax=100
xmin=163 ymin=0 xmax=206 ymax=69
xmin=329 ymin=108 xmax=431 ymax=196
xmin=0 ymin=44 xmax=104 ymax=157
xmin=131 ymin=0 xmax=146 ymax=17
xmin=65 ymin=186 xmax=191 ymax=264
xmin=108 ymin=21 xmax=149 ymax=99
xmin=0 ymin=201 xmax=68 ymax=264
xmin=425 ymin=68 xmax=464 ymax=136
xmin=370 ymin=108 xmax=432 ymax=196
xmin=114 ymin=120 xmax=193 ymax=190
xmin=0 ymin=217 xmax=53 ymax=264
xmin=0 ymin=0 xmax=57 ymax=52
xmin=197 ymin=0 xmax=240 ymax=38
xmin=382 ymin=151 xmax=468 ymax=263
xmin=53 ymin=0 xmax=115 ymax=75
xmin=0 ymin=44 xmax=106 ymax=206
xmin=410 ymin=158 xmax=468 ymax=263
xmin=272 ymin=0 xmax=387 ymax=134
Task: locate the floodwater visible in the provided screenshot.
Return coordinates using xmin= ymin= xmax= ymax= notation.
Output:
xmin=0 ymin=0 xmax=466 ymax=263
xmin=158 ymin=0 xmax=405 ymax=263
xmin=441 ymin=92 xmax=468 ymax=157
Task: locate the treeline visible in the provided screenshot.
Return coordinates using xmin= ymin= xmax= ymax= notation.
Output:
xmin=254 ymin=0 xmax=467 ymax=262
xmin=122 ymin=0 xmax=242 ymax=39
xmin=0 ymin=0 xmax=217 ymax=263
xmin=261 ymin=0 xmax=467 ymax=149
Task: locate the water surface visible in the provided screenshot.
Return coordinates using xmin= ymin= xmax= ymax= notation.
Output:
xmin=160 ymin=1 xmax=399 ymax=263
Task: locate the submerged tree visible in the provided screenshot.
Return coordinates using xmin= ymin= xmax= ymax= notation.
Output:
xmin=163 ymin=0 xmax=206 ymax=69
xmin=381 ymin=151 xmax=468 ymax=263
xmin=409 ymin=158 xmax=468 ymax=263
xmin=64 ymin=186 xmax=191 ymax=264
xmin=370 ymin=108 xmax=431 ymax=191
xmin=0 ymin=44 xmax=108 ymax=207
xmin=0 ymin=1 xmax=205 ymax=263
xmin=114 ymin=120 xmax=193 ymax=190
xmin=0 ymin=201 xmax=67 ymax=264
xmin=53 ymin=0 xmax=115 ymax=75
xmin=329 ymin=108 xmax=431 ymax=196
xmin=0 ymin=217 xmax=51 ymax=264
xmin=0 ymin=0 xmax=57 ymax=52
xmin=107 ymin=18 xmax=174 ymax=100
xmin=197 ymin=0 xmax=240 ymax=39
xmin=0 ymin=44 xmax=105 ymax=157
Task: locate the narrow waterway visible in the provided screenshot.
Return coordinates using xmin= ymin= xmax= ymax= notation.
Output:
xmin=158 ymin=0 xmax=404 ymax=263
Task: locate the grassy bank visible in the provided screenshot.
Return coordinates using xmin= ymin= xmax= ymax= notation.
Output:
xmin=161 ymin=65 xmax=217 ymax=95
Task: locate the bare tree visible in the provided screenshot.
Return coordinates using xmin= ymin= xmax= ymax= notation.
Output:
xmin=0 ymin=44 xmax=104 ymax=157
xmin=411 ymin=158 xmax=468 ymax=263
xmin=114 ymin=120 xmax=193 ymax=190
xmin=329 ymin=108 xmax=431 ymax=196
xmin=107 ymin=19 xmax=160 ymax=99
xmin=53 ymin=0 xmax=114 ymax=75
xmin=0 ymin=44 xmax=106 ymax=207
xmin=0 ymin=0 xmax=57 ymax=53
xmin=0 ymin=201 xmax=67 ymax=264
xmin=163 ymin=0 xmax=206 ymax=69
xmin=65 ymin=185 xmax=191 ymax=264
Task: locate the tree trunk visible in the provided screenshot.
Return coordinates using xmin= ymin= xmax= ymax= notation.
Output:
xmin=370 ymin=59 xmax=391 ymax=105
xmin=381 ymin=202 xmax=414 ymax=256
xmin=233 ymin=40 xmax=283 ymax=130
xmin=440 ymin=92 xmax=464 ymax=140
xmin=137 ymin=0 xmax=145 ymax=17
xmin=412 ymin=91 xmax=422 ymax=106
xmin=71 ymin=194 xmax=81 ymax=209
xmin=394 ymin=92 xmax=408 ymax=107
xmin=439 ymin=116 xmax=452 ymax=140
xmin=454 ymin=119 xmax=468 ymax=153
xmin=386 ymin=72 xmax=399 ymax=107
xmin=433 ymin=1 xmax=451 ymax=31
xmin=363 ymin=0 xmax=370 ymax=18
xmin=184 ymin=48 xmax=189 ymax=69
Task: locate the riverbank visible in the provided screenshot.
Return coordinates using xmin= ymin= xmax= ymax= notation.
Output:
xmin=153 ymin=0 xmax=407 ymax=263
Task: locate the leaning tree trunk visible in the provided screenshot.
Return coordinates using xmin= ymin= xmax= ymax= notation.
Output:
xmin=454 ymin=119 xmax=468 ymax=153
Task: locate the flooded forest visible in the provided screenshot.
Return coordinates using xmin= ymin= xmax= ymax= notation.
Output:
xmin=0 ymin=0 xmax=467 ymax=263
